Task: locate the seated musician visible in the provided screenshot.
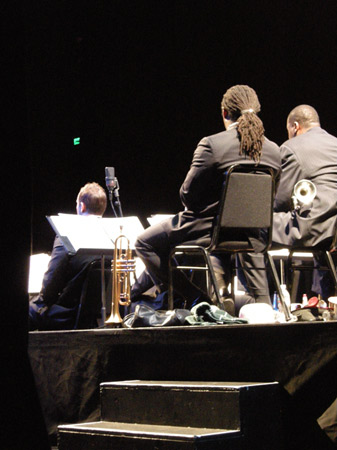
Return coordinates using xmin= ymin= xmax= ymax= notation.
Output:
xmin=133 ymin=85 xmax=281 ymax=314
xmin=273 ymin=105 xmax=337 ymax=299
xmin=29 ymin=182 xmax=108 ymax=330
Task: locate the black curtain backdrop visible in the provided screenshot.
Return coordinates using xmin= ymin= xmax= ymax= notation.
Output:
xmin=1 ymin=1 xmax=50 ymax=448
xmin=20 ymin=0 xmax=337 ymax=254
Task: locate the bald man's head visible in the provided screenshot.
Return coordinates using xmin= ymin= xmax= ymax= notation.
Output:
xmin=286 ymin=105 xmax=320 ymax=139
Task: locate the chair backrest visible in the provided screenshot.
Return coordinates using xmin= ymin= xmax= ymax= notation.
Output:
xmin=210 ymin=164 xmax=276 ymax=253
xmin=74 ymin=259 xmax=112 ymax=329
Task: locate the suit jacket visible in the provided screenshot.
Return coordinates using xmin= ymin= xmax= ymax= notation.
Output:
xmin=273 ymin=127 xmax=337 ymax=247
xmin=161 ymin=127 xmax=281 ymax=247
xmin=40 ymin=236 xmax=100 ymax=309
xmin=29 ymin=236 xmax=105 ymax=330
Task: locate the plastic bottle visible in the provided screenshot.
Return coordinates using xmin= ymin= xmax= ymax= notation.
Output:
xmin=302 ymin=293 xmax=308 ymax=306
xmin=273 ymin=292 xmax=279 ymax=311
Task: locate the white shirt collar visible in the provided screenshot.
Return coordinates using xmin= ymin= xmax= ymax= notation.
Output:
xmin=227 ymin=122 xmax=238 ymax=130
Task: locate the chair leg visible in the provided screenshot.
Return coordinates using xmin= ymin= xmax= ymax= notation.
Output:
xmin=168 ymin=253 xmax=175 ymax=310
xmin=286 ymin=254 xmax=302 ymax=303
xmin=325 ymin=251 xmax=337 ymax=295
xmin=266 ymin=253 xmax=292 ymax=321
xmin=168 ymin=249 xmax=209 ymax=309
xmin=100 ymin=256 xmax=107 ymax=324
xmin=168 ymin=248 xmax=225 ymax=309
xmin=204 ymin=252 xmax=222 ymax=306
xmin=230 ymin=254 xmax=236 ymax=305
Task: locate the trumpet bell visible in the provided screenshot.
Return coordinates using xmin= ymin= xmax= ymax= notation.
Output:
xmin=292 ymin=179 xmax=317 ymax=210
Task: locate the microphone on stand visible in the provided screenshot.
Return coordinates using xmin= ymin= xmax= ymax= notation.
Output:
xmin=105 ymin=166 xmax=116 ymax=191
xmin=105 ymin=167 xmax=123 ymax=217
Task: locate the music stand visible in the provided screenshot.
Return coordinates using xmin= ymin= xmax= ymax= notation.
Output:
xmin=46 ymin=214 xmax=144 ymax=324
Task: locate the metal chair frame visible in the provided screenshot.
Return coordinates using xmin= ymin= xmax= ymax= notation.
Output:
xmin=168 ymin=164 xmax=292 ymax=320
xmin=286 ymin=224 xmax=337 ymax=300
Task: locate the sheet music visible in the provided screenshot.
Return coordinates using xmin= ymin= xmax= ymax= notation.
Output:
xmin=100 ymin=216 xmax=144 ymax=248
xmin=28 ymin=253 xmax=51 ymax=293
xmin=147 ymin=214 xmax=174 ymax=226
xmin=47 ymin=214 xmax=144 ymax=253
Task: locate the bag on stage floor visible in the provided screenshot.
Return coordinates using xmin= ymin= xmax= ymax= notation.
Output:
xmin=186 ymin=302 xmax=248 ymax=325
xmin=123 ymin=304 xmax=191 ymax=328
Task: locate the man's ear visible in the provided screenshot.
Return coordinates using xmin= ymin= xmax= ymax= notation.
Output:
xmin=222 ymin=109 xmax=228 ymax=119
xmin=79 ymin=202 xmax=87 ymax=214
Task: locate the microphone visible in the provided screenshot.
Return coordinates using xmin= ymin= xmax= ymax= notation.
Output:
xmin=105 ymin=167 xmax=116 ymax=191
xmin=105 ymin=166 xmax=123 ymax=217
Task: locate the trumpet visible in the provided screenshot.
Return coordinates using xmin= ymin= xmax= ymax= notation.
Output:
xmin=105 ymin=231 xmax=136 ymax=327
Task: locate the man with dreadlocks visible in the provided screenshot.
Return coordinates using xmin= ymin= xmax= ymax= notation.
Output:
xmin=133 ymin=85 xmax=281 ymax=312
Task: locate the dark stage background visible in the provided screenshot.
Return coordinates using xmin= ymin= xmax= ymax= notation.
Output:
xmin=18 ymin=0 xmax=337 ymax=254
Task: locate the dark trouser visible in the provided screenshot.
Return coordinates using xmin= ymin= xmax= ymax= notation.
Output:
xmin=135 ymin=218 xmax=272 ymax=309
xmin=211 ymin=253 xmax=272 ymax=313
xmin=134 ymin=222 xmax=211 ymax=307
xmin=235 ymin=249 xmax=337 ymax=307
xmin=29 ymin=297 xmax=77 ymax=331
xmin=312 ymin=251 xmax=337 ymax=299
xmin=131 ymin=269 xmax=158 ymax=299
xmin=237 ymin=253 xmax=272 ymax=303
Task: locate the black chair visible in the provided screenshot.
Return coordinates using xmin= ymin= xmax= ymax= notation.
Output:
xmin=286 ymin=222 xmax=337 ymax=301
xmin=168 ymin=163 xmax=292 ymax=319
xmin=74 ymin=258 xmax=112 ymax=329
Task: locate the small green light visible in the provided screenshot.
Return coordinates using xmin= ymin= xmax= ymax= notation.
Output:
xmin=73 ymin=137 xmax=80 ymax=146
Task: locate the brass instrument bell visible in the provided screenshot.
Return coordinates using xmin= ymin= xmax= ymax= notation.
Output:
xmin=291 ymin=179 xmax=317 ymax=211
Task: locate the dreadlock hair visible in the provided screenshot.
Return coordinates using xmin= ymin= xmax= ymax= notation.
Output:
xmin=221 ymin=85 xmax=265 ymax=163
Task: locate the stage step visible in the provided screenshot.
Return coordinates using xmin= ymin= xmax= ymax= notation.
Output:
xmin=58 ymin=421 xmax=241 ymax=449
xmin=58 ymin=380 xmax=284 ymax=449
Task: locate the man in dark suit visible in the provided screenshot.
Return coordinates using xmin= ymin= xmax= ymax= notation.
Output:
xmin=273 ymin=104 xmax=337 ymax=246
xmin=29 ymin=182 xmax=108 ymax=330
xmin=272 ymin=104 xmax=337 ymax=298
xmin=134 ymin=85 xmax=281 ymax=309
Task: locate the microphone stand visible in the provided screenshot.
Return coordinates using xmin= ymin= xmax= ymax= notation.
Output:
xmin=108 ymin=190 xmax=118 ymax=217
xmin=113 ymin=178 xmax=123 ymax=217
